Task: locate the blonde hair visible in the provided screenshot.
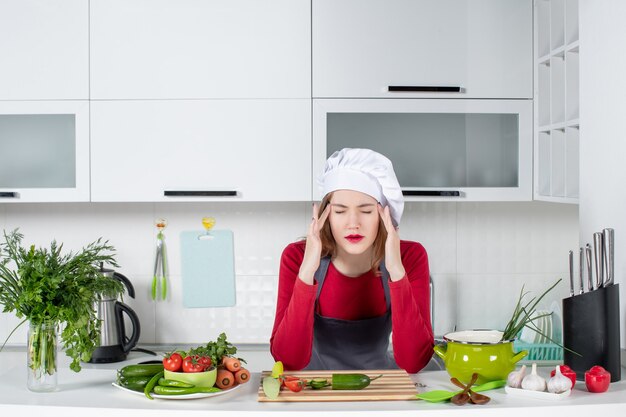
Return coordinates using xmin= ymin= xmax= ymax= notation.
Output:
xmin=318 ymin=192 xmax=388 ymax=273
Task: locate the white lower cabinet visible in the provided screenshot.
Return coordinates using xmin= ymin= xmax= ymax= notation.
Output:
xmin=0 ymin=101 xmax=90 ymax=202
xmin=90 ymin=100 xmax=311 ymax=202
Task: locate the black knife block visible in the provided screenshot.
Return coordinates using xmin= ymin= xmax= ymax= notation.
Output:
xmin=562 ymin=284 xmax=621 ymax=382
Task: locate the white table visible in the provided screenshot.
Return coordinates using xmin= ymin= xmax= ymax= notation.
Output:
xmin=1 ymin=346 xmax=626 ymax=417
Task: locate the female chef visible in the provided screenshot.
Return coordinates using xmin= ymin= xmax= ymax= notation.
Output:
xmin=270 ymin=148 xmax=433 ymax=373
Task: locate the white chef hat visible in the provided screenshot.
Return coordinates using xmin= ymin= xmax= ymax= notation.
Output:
xmin=318 ymin=148 xmax=404 ymax=227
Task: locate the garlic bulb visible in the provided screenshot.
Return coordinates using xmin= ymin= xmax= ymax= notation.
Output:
xmin=521 ymin=363 xmax=547 ymax=391
xmin=547 ymin=365 xmax=571 ymax=393
xmin=507 ymin=364 xmax=527 ymax=388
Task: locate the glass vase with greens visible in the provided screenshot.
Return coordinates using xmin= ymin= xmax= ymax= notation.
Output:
xmin=0 ymin=229 xmax=124 ymax=391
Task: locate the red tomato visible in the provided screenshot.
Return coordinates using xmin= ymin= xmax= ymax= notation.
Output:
xmin=162 ymin=352 xmax=183 ymax=372
xmin=284 ymin=377 xmax=306 ymax=393
xmin=197 ymin=356 xmax=212 ymax=368
xmin=585 ymin=365 xmax=610 ymax=393
xmin=182 ymin=355 xmax=207 ymax=373
xmin=550 ymin=365 xmax=577 ymax=389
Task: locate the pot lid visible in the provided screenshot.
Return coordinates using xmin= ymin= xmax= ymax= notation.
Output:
xmin=443 ymin=330 xmax=512 ymax=344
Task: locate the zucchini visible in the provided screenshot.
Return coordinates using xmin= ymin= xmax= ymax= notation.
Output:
xmin=118 ymin=363 xmax=164 ymax=378
xmin=331 ymin=374 xmax=382 ymax=390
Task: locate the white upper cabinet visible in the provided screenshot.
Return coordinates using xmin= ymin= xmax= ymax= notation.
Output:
xmin=0 ymin=101 xmax=90 ymax=202
xmin=313 ymin=0 xmax=533 ymax=99
xmin=90 ymin=100 xmax=311 ymax=202
xmin=0 ymin=0 xmax=88 ymax=100
xmin=90 ymin=0 xmax=311 ymax=99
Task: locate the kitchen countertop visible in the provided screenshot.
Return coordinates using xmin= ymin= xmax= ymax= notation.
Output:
xmin=1 ymin=346 xmax=626 ymax=416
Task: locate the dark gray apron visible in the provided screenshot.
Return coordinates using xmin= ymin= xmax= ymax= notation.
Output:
xmin=305 ymin=257 xmax=398 ymax=370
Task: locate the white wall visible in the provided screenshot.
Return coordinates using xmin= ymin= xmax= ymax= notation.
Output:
xmin=0 ymin=201 xmax=577 ymax=347
xmin=579 ymin=0 xmax=626 ymax=351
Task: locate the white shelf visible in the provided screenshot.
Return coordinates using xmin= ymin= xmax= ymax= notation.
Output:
xmin=534 ymin=0 xmax=580 ymax=205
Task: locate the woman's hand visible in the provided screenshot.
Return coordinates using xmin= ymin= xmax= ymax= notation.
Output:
xmin=298 ymin=203 xmax=331 ymax=285
xmin=378 ymin=204 xmax=406 ymax=281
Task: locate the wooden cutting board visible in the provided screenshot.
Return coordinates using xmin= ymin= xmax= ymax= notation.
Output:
xmin=257 ymin=369 xmax=417 ymax=402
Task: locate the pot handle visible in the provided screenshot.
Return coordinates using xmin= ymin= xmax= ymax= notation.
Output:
xmin=433 ymin=344 xmax=447 ymax=360
xmin=115 ymin=301 xmax=141 ymax=353
xmin=511 ymin=350 xmax=528 ymax=364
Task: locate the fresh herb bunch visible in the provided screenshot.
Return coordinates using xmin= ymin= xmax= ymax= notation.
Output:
xmin=0 ymin=229 xmax=124 ymax=372
xmin=501 ymin=278 xmax=562 ymax=342
xmin=189 ymin=332 xmax=246 ymax=366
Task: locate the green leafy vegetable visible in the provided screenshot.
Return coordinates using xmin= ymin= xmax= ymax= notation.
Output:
xmin=502 ymin=278 xmax=561 ymax=341
xmin=0 ymin=229 xmax=124 ymax=372
xmin=188 ymin=332 xmax=245 ymax=367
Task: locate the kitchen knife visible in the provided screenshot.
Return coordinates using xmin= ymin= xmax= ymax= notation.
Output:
xmin=585 ymin=244 xmax=594 ymax=291
xmin=593 ymin=232 xmax=604 ymax=290
xmin=578 ymin=247 xmax=584 ymax=294
xmin=568 ymin=250 xmax=574 ymax=297
xmin=603 ymin=228 xmax=614 ymax=287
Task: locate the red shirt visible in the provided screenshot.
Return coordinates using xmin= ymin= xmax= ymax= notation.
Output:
xmin=270 ymin=240 xmax=434 ymax=373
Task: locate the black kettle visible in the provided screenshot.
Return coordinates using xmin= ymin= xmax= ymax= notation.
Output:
xmin=89 ymin=266 xmax=141 ymax=363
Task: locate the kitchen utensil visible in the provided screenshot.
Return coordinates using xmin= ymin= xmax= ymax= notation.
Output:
xmin=504 ymin=385 xmax=571 ymax=400
xmin=151 ymin=218 xmax=168 ymax=301
xmin=415 ymin=379 xmax=505 ymax=403
xmin=563 ymin=284 xmax=621 ymax=382
xmin=550 ymin=301 xmax=563 ymax=344
xmin=257 ymin=369 xmax=416 ymax=402
xmin=450 ymin=373 xmax=477 ymax=405
xmin=433 ymin=330 xmax=527 ymax=385
xmin=180 ymin=219 xmax=236 ymax=308
xmin=585 ymin=244 xmax=593 ymax=292
xmin=450 ymin=376 xmax=490 ymax=405
xmin=603 ymin=228 xmax=614 ymax=287
xmin=568 ymin=250 xmax=574 ymax=297
xmin=164 ymin=367 xmax=217 ymax=388
xmin=578 ymin=247 xmax=584 ymax=294
xmin=112 ymin=382 xmax=241 ymax=400
xmin=593 ymin=232 xmax=604 ymax=290
xmin=89 ymin=265 xmax=141 ymax=363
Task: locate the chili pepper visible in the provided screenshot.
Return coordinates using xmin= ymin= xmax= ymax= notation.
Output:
xmin=157 ymin=377 xmax=194 ymax=388
xmin=153 ymin=385 xmax=222 ymax=395
xmin=144 ymin=370 xmax=164 ymax=400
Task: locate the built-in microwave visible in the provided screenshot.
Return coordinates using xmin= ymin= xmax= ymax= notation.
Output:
xmin=313 ymin=99 xmax=532 ymax=201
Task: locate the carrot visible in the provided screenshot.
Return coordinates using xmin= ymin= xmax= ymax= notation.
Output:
xmin=222 ymin=356 xmax=241 ymax=372
xmin=234 ymin=368 xmax=250 ymax=384
xmin=216 ymin=368 xmax=235 ymax=389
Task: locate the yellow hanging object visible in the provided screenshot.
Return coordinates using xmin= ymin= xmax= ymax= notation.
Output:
xmin=202 ymin=217 xmax=216 ymax=231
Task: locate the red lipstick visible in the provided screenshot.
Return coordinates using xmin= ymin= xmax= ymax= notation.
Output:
xmin=345 ymin=234 xmax=364 ymax=243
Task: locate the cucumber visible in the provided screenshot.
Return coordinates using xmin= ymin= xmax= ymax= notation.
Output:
xmin=118 ymin=363 xmax=164 ymax=378
xmin=117 ymin=375 xmax=152 ymax=392
xmin=308 ymin=378 xmax=330 ymax=389
xmin=331 ymin=373 xmax=382 ymax=390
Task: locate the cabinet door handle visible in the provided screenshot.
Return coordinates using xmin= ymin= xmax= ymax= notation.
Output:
xmin=388 ymin=86 xmax=462 ymax=93
xmin=0 ymin=192 xmax=18 ymax=198
xmin=164 ymin=190 xmax=238 ymax=197
xmin=402 ymin=190 xmax=461 ymax=197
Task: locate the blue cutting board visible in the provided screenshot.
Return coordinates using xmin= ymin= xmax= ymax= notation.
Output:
xmin=180 ymin=230 xmax=236 ymax=308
